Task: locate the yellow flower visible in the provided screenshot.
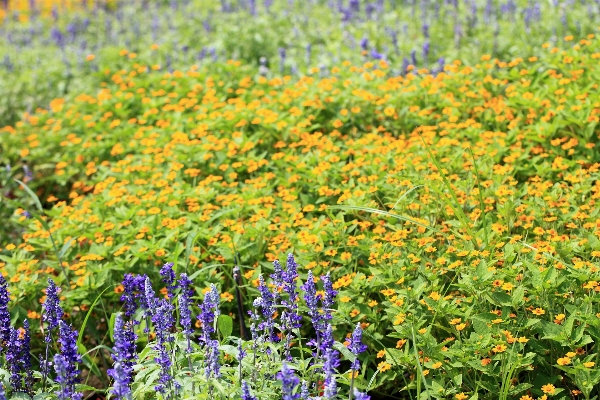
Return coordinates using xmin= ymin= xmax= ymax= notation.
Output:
xmin=584 ymin=361 xmax=595 ymax=368
xmin=377 ymin=361 xmax=391 ymax=372
xmin=566 ymin=352 xmax=576 ymax=358
xmin=541 ymin=384 xmax=556 ymax=394
xmin=377 ymin=350 xmax=386 ymax=358
xmin=455 ymin=394 xmax=468 ymax=400
xmin=431 ymin=361 xmax=442 ymax=369
xmin=396 ymin=339 xmax=407 ymax=348
xmin=557 ymin=357 xmax=571 ymax=365
xmin=492 ymin=344 xmax=507 ymax=353
xmin=532 ymin=308 xmax=545 ymax=316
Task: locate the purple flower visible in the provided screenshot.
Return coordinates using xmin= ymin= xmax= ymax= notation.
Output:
xmin=271 ymin=259 xmax=284 ymax=294
xmin=0 ymin=275 xmax=11 ymax=345
xmin=7 ymin=321 xmax=32 ymax=392
xmin=142 ymin=277 xmax=158 ymax=333
xmin=109 ymin=314 xmax=137 ymax=387
xmin=152 ymin=299 xmax=175 ymax=394
xmin=178 ymin=273 xmax=195 ymax=299
xmin=349 ymin=323 xmax=367 ymax=371
xmin=198 ymin=284 xmax=219 ymax=344
xmin=107 ymin=362 xmax=132 ymax=400
xmin=277 ymin=363 xmax=300 ymax=400
xmin=254 ymin=275 xmax=276 ymax=342
xmin=300 ymin=381 xmax=310 ymax=399
xmin=54 ymin=321 xmax=82 ymax=400
xmin=179 ymin=291 xmax=194 ymax=361
xmin=323 ymin=348 xmax=338 ymax=398
xmin=353 ymin=389 xmax=371 ymax=400
xmin=204 ymin=339 xmax=221 ymax=379
xmin=241 ymin=380 xmax=257 ymax=400
xmin=281 ymin=254 xmax=302 ymax=359
xmin=43 ymin=278 xmax=63 ymax=342
xmin=360 ymin=36 xmax=369 ymax=51
xmin=120 ymin=274 xmax=146 ymax=318
xmin=0 ymin=382 xmax=6 ymax=400
xmin=321 ymin=273 xmax=337 ymax=323
xmin=301 ymin=271 xmax=321 ymax=328
xmin=159 ymin=262 xmax=176 ymax=299
xmin=237 ymin=338 xmax=246 ymax=362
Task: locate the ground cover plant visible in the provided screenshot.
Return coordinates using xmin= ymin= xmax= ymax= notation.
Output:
xmin=0 ymin=0 xmax=598 ymax=126
xmin=2 ymin=1 xmax=600 ymax=399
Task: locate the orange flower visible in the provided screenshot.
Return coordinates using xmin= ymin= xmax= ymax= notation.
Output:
xmin=492 ymin=344 xmax=507 ymax=353
xmin=541 ymin=384 xmax=556 ymax=394
xmin=377 ymin=361 xmax=391 ymax=372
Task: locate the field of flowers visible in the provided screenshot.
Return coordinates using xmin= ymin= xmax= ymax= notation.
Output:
xmin=2 ymin=0 xmax=600 ymax=399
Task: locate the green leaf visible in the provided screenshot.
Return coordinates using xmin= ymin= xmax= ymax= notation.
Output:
xmin=77 ymin=285 xmax=114 ymax=347
xmin=489 ymin=291 xmax=513 ymax=306
xmin=14 ymin=178 xmax=43 ymax=212
xmin=58 ymin=238 xmax=74 ymax=260
xmin=333 ymin=342 xmax=357 ymax=362
xmin=217 ymin=314 xmax=233 ymax=339
xmin=109 ymin=313 xmax=118 ymax=343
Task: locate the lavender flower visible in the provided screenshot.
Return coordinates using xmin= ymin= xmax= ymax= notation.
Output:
xmin=204 ymin=339 xmax=221 ymax=379
xmin=43 ymin=278 xmax=63 ymax=342
xmin=152 ymin=299 xmax=175 ymax=394
xmin=0 ymin=274 xmax=11 ymax=345
xmin=353 ymin=389 xmax=371 ymax=400
xmin=107 ymin=362 xmax=132 ymax=400
xmin=237 ymin=338 xmax=246 ymax=362
xmin=281 ymin=254 xmax=302 ymax=359
xmin=271 ymin=259 xmax=284 ymax=294
xmin=241 ymin=380 xmax=257 ymax=400
xmin=54 ymin=321 xmax=82 ymax=400
xmin=301 ymin=271 xmax=321 ymax=328
xmin=198 ymin=284 xmax=219 ymax=344
xmin=277 ymin=362 xmax=300 ymax=400
xmin=120 ymin=274 xmax=146 ymax=318
xmin=349 ymin=323 xmax=367 ymax=371
xmin=300 ymin=381 xmax=310 ymax=399
xmin=6 ymin=322 xmax=31 ymax=392
xmin=323 ymin=348 xmax=338 ymax=399
xmin=110 ymin=314 xmax=137 ymax=380
xmin=159 ymin=262 xmax=176 ymax=299
xmin=254 ymin=275 xmax=276 ymax=342
xmin=321 ymin=272 xmax=337 ymax=323
xmin=178 ymin=273 xmax=194 ymax=299
xmin=142 ymin=277 xmax=157 ymax=333
xmin=0 ymin=382 xmax=5 ymax=400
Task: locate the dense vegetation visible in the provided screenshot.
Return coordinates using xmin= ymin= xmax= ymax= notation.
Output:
xmin=1 ymin=0 xmax=600 ymax=399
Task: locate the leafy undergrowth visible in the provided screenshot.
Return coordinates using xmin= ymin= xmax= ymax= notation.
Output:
xmin=1 ymin=32 xmax=600 ymax=398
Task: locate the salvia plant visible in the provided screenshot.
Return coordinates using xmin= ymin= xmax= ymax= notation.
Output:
xmin=0 ymin=254 xmax=370 ymax=399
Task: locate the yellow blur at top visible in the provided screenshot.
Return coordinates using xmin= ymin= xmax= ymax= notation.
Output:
xmin=0 ymin=0 xmax=117 ymax=22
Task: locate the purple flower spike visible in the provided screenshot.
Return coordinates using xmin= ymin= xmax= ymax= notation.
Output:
xmin=0 ymin=275 xmax=11 ymax=345
xmin=107 ymin=362 xmax=132 ymax=400
xmin=159 ymin=262 xmax=176 ymax=299
xmin=241 ymin=380 xmax=257 ymax=400
xmin=277 ymin=363 xmax=300 ymax=400
xmin=108 ymin=314 xmax=137 ymax=397
xmin=198 ymin=284 xmax=220 ymax=344
xmin=54 ymin=321 xmax=82 ymax=400
xmin=349 ymin=323 xmax=367 ymax=371
xmin=323 ymin=348 xmax=338 ymax=399
xmin=0 ymin=381 xmax=6 ymax=400
xmin=353 ymin=389 xmax=371 ymax=400
xmin=204 ymin=339 xmax=221 ymax=379
xmin=43 ymin=278 xmax=64 ymax=342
